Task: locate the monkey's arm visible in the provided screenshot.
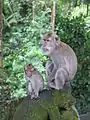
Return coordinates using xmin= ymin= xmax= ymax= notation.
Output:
xmin=27 ymin=80 xmax=33 ymax=96
xmin=46 ymin=60 xmax=57 ymax=81
xmin=46 ymin=61 xmax=54 ymax=76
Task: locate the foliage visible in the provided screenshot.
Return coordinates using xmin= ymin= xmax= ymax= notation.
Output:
xmin=4 ymin=8 xmax=51 ymax=99
xmin=71 ymin=5 xmax=87 ymax=18
xmin=4 ymin=0 xmax=90 ymax=115
xmin=55 ymin=14 xmax=90 ymax=114
xmin=83 ymin=0 xmax=90 ymax=4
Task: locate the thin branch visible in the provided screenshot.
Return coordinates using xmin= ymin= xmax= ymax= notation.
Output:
xmin=51 ymin=0 xmax=56 ymax=35
xmin=32 ymin=1 xmax=35 ymax=24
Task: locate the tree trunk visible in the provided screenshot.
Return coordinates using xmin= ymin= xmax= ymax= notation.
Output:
xmin=32 ymin=1 xmax=35 ymax=24
xmin=0 ymin=1 xmax=13 ymax=120
xmin=87 ymin=4 xmax=89 ymax=16
xmin=51 ymin=0 xmax=56 ymax=34
xmin=0 ymin=0 xmax=3 ymax=81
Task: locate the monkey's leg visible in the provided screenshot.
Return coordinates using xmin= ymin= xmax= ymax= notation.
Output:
xmin=72 ymin=105 xmax=80 ymax=120
xmin=27 ymin=81 xmax=36 ymax=100
xmin=49 ymin=68 xmax=68 ymax=90
xmin=31 ymin=91 xmax=36 ymax=99
xmin=55 ymin=68 xmax=68 ymax=90
xmin=33 ymin=89 xmax=40 ymax=99
xmin=32 ymin=83 xmax=40 ymax=99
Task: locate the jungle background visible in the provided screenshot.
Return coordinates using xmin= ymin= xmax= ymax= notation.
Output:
xmin=2 ymin=0 xmax=90 ymax=116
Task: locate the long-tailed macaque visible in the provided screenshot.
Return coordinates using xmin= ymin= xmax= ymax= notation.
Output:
xmin=24 ymin=64 xmax=44 ymax=99
xmin=41 ymin=33 xmax=80 ymax=120
xmin=41 ymin=32 xmax=77 ymax=90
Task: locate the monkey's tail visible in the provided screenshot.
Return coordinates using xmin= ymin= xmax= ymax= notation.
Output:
xmin=71 ymin=105 xmax=80 ymax=120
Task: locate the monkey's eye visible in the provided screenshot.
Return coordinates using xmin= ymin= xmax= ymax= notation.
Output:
xmin=43 ymin=39 xmax=50 ymax=42
xmin=55 ymin=37 xmax=58 ymax=41
xmin=46 ymin=39 xmax=50 ymax=42
xmin=43 ymin=39 xmax=46 ymax=41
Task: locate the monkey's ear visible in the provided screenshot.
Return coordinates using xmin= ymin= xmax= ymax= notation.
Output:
xmin=55 ymin=36 xmax=61 ymax=46
xmin=55 ymin=37 xmax=58 ymax=41
xmin=24 ymin=65 xmax=27 ymax=70
xmin=28 ymin=64 xmax=32 ymax=66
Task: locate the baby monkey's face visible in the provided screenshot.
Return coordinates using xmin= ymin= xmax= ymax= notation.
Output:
xmin=24 ymin=64 xmax=35 ymax=77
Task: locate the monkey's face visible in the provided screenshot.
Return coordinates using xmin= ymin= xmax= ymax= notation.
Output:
xmin=41 ymin=37 xmax=56 ymax=56
xmin=24 ymin=64 xmax=35 ymax=77
xmin=41 ymin=33 xmax=60 ymax=56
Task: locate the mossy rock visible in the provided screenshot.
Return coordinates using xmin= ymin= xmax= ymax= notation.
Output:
xmin=13 ymin=89 xmax=78 ymax=120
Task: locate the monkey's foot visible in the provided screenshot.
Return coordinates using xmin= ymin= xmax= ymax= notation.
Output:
xmin=49 ymin=83 xmax=63 ymax=90
xmin=34 ymin=95 xmax=40 ymax=99
xmin=31 ymin=95 xmax=40 ymax=100
xmin=49 ymin=84 xmax=58 ymax=90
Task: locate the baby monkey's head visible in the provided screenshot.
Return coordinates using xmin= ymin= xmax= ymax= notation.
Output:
xmin=24 ymin=64 xmax=35 ymax=77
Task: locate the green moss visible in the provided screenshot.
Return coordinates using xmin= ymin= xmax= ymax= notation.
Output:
xmin=13 ymin=90 xmax=78 ymax=120
xmin=61 ymin=110 xmax=78 ymax=120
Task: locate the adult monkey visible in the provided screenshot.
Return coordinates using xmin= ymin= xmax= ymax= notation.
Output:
xmin=41 ymin=0 xmax=79 ymax=119
xmin=41 ymin=32 xmax=80 ymax=120
xmin=41 ymin=0 xmax=77 ymax=90
xmin=41 ymin=32 xmax=77 ymax=90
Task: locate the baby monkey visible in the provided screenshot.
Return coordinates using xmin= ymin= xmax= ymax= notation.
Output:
xmin=24 ymin=64 xmax=44 ymax=99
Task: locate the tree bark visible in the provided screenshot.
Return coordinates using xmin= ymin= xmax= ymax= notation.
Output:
xmin=0 ymin=1 xmax=13 ymax=120
xmin=0 ymin=0 xmax=3 ymax=81
xmin=87 ymin=4 xmax=89 ymax=16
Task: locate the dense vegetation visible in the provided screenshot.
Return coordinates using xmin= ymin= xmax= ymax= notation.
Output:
xmin=3 ymin=0 xmax=90 ymax=114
